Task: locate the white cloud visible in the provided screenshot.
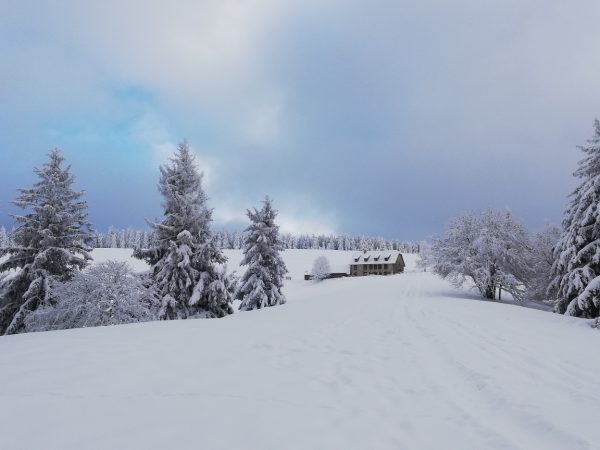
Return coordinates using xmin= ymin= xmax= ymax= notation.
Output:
xmin=0 ymin=0 xmax=308 ymax=145
xmin=275 ymin=195 xmax=338 ymax=235
xmin=4 ymin=0 xmax=600 ymax=237
xmin=213 ymin=195 xmax=337 ymax=235
xmin=277 ymin=213 xmax=336 ymax=236
xmin=130 ymin=112 xmax=217 ymax=187
xmin=7 ymin=1 xmax=294 ymax=101
xmin=212 ymin=202 xmax=247 ymax=225
xmin=127 ymin=111 xmax=335 ymax=234
xmin=242 ymin=91 xmax=285 ymax=147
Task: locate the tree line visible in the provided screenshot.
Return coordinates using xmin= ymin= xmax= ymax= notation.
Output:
xmin=79 ymin=228 xmax=420 ymax=253
xmin=2 ymin=223 xmax=420 ymax=255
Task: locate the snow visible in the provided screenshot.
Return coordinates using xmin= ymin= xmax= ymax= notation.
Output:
xmin=1 ymin=250 xmax=598 ymax=450
xmin=89 ymin=248 xmax=151 ymax=273
xmin=351 ymin=249 xmax=402 ymax=265
xmin=90 ymin=247 xmax=367 ymax=280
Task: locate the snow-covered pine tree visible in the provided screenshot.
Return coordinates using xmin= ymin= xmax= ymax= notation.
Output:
xmin=134 ymin=140 xmax=234 ymax=319
xmin=119 ymin=229 xmax=127 ymax=248
xmin=228 ymin=230 xmax=238 ymax=249
xmin=0 ymin=226 xmax=8 ymax=248
xmin=526 ymin=224 xmax=561 ymax=302
xmin=132 ymin=230 xmax=142 ymax=250
xmin=550 ymin=120 xmax=600 ymax=318
xmin=0 ymin=149 xmax=93 ymax=335
xmin=108 ymin=226 xmax=118 ymax=248
xmin=236 ymin=197 xmax=288 ymax=310
xmin=358 ymin=236 xmax=369 ymax=252
xmin=311 ymin=235 xmax=319 ymax=250
xmin=141 ymin=230 xmax=150 ymax=249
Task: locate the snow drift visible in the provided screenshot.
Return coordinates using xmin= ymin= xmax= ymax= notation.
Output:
xmin=0 ymin=250 xmax=598 ymax=450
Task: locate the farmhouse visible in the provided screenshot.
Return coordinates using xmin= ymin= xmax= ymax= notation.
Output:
xmin=350 ymin=250 xmax=405 ymax=276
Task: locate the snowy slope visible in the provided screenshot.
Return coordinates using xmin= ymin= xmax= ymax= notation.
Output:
xmin=89 ymin=247 xmax=386 ymax=279
xmin=1 ymin=251 xmax=598 ymax=450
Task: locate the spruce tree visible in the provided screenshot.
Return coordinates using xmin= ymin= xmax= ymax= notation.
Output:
xmin=0 ymin=149 xmax=92 ymax=334
xmin=551 ymin=120 xmax=600 ymax=318
xmin=0 ymin=227 xmax=8 ymax=248
xmin=236 ymin=197 xmax=288 ymax=311
xmin=134 ymin=140 xmax=233 ymax=319
xmin=526 ymin=224 xmax=561 ymax=302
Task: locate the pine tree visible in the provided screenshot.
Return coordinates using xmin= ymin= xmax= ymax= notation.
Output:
xmin=108 ymin=226 xmax=118 ymax=248
xmin=119 ymin=229 xmax=126 ymax=248
xmin=141 ymin=230 xmax=150 ymax=249
xmin=134 ymin=140 xmax=234 ymax=319
xmin=551 ymin=120 xmax=600 ymax=318
xmin=133 ymin=230 xmax=142 ymax=249
xmin=0 ymin=149 xmax=93 ymax=334
xmin=526 ymin=224 xmax=561 ymax=302
xmin=236 ymin=197 xmax=288 ymax=311
xmin=0 ymin=226 xmax=8 ymax=248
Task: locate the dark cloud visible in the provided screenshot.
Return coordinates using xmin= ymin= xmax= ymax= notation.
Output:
xmin=1 ymin=0 xmax=599 ymax=239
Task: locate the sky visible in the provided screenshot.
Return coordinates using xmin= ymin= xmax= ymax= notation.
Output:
xmin=1 ymin=0 xmax=600 ymax=240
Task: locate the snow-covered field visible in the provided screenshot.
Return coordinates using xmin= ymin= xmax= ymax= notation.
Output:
xmin=89 ymin=247 xmax=358 ymax=279
xmin=1 ymin=250 xmax=599 ymax=450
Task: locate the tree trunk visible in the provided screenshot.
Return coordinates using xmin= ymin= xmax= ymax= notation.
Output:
xmin=484 ymin=262 xmax=496 ymax=300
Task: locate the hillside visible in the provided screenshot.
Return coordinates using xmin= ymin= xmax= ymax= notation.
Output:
xmin=1 ymin=250 xmax=598 ymax=450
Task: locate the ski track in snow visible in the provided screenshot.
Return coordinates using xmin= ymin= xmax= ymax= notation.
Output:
xmin=0 ymin=250 xmax=599 ymax=450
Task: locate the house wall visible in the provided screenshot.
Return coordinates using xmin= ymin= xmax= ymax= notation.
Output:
xmin=350 ymin=255 xmax=405 ymax=276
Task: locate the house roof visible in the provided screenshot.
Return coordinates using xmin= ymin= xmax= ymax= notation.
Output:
xmin=351 ymin=250 xmax=404 ymax=265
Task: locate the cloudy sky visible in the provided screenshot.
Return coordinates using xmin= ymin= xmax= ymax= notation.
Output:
xmin=1 ymin=0 xmax=600 ymax=240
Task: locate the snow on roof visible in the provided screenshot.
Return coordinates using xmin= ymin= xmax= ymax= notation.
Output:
xmin=351 ymin=250 xmax=403 ymax=265
xmin=330 ymin=264 xmax=350 ymax=274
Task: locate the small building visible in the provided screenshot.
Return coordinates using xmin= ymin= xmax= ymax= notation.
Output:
xmin=349 ymin=250 xmax=405 ymax=276
xmin=304 ymin=272 xmax=348 ymax=281
xmin=304 ymin=263 xmax=350 ymax=281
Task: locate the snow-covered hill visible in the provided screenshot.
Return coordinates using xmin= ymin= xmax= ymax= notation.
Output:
xmin=1 ymin=250 xmax=598 ymax=450
xmin=89 ymin=247 xmax=403 ymax=279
